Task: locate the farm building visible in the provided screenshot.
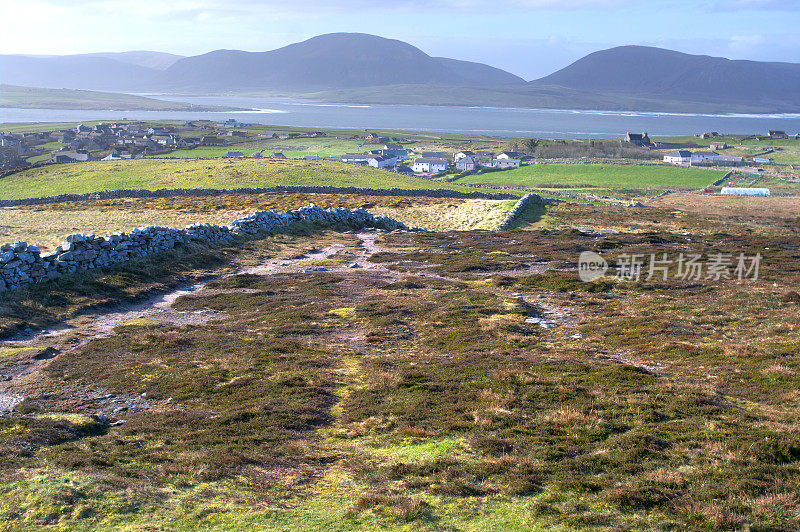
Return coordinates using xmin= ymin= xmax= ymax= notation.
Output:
xmin=720 ymin=187 xmax=770 ymax=196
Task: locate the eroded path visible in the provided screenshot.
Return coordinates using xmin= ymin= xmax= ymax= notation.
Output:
xmin=0 ymin=231 xmax=396 ymax=413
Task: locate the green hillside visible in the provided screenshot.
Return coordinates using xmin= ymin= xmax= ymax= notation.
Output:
xmin=0 ymin=159 xmax=519 ymax=201
xmin=455 ymin=163 xmax=724 ymax=189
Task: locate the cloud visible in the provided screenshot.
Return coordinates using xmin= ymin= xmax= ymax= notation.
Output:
xmin=2 ymin=0 xmax=635 ymax=15
xmin=715 ymin=0 xmax=800 ymax=11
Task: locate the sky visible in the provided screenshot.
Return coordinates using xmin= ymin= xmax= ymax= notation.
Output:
xmin=1 ymin=0 xmax=798 ymax=79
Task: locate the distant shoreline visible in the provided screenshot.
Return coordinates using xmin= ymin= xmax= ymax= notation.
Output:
xmin=0 ymin=85 xmax=248 ymax=112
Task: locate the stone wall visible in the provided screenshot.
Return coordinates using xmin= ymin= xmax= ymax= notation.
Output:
xmin=0 ymin=204 xmax=418 ymax=293
xmin=0 ymin=185 xmax=519 ymax=208
xmin=494 ymin=193 xmax=544 ymax=231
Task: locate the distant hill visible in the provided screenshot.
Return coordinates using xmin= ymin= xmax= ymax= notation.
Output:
xmin=0 ymin=55 xmax=160 ymax=91
xmin=0 ymin=85 xmax=245 ymax=111
xmin=161 ymin=33 xmax=525 ymax=91
xmin=75 ymin=51 xmax=184 ymax=70
xmin=532 ymin=46 xmax=800 ymax=110
xmin=1 ymin=37 xmax=798 ymax=113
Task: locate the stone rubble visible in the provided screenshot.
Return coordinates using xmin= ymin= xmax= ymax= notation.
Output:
xmin=0 ymin=204 xmax=420 ymax=293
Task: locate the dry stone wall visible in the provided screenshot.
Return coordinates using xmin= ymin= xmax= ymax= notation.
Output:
xmin=0 ymin=186 xmax=518 ymax=208
xmin=0 ymin=204 xmax=418 ymax=293
xmin=494 ymin=193 xmax=544 ymax=231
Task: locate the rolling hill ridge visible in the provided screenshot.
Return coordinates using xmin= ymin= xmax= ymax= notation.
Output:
xmin=1 ymin=34 xmax=798 ymax=112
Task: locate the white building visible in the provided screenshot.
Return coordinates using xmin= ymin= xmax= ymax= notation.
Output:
xmin=366 ymin=155 xmax=397 ymax=169
xmin=663 ymin=150 xmax=692 ymax=165
xmin=720 ymin=187 xmax=770 ymax=196
xmin=690 ymin=151 xmax=719 ymax=164
xmin=487 ymin=158 xmax=521 ymax=168
xmin=412 ymin=158 xmax=449 ymax=173
xmin=454 ymin=151 xmax=475 ymax=161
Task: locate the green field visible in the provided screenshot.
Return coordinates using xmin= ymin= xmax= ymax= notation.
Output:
xmin=149 ymin=137 xmax=387 ymax=160
xmin=455 ymin=163 xmax=725 ymax=190
xmin=0 ymin=159 xmax=521 ymax=201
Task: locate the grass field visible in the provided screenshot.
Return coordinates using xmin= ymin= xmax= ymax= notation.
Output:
xmin=455 ymin=163 xmax=725 ymax=191
xmin=0 ymin=194 xmax=517 ymax=250
xmin=149 ymin=138 xmax=402 ymax=160
xmin=0 ymin=159 xmax=522 ymax=201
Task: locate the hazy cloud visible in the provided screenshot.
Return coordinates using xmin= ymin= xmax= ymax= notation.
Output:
xmin=716 ymin=0 xmax=800 ymax=10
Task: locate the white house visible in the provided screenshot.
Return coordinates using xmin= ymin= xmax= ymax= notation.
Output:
xmin=488 ymin=158 xmax=521 ymax=169
xmin=454 ymin=151 xmax=475 ymax=161
xmin=496 ymin=151 xmax=524 ymax=160
xmin=412 ymin=158 xmax=449 ymax=173
xmin=366 ymin=155 xmax=397 ymax=169
xmin=663 ymin=150 xmax=692 ymax=165
xmin=720 ymin=187 xmax=770 ymax=196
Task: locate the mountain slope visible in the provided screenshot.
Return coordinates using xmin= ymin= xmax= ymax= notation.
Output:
xmin=0 ymin=85 xmax=244 ymax=111
xmin=0 ymin=55 xmax=160 ymax=91
xmin=76 ymin=51 xmax=184 ymax=70
xmin=532 ymin=45 xmax=800 ymax=108
xmin=161 ymin=33 xmax=526 ymax=91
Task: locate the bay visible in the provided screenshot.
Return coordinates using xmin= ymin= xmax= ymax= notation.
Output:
xmin=2 ymin=95 xmax=799 ymax=139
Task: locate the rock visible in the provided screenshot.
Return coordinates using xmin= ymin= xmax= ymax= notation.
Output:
xmin=34 ymin=347 xmax=59 ymax=360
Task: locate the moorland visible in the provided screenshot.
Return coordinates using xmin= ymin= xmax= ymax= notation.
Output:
xmin=0 ymin=122 xmax=798 ymax=531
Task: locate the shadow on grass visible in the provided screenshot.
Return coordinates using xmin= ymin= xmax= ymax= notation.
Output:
xmin=508 ymin=202 xmax=547 ymax=229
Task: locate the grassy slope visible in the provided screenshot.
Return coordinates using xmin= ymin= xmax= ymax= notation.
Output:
xmin=0 ymin=194 xmax=517 ymax=250
xmin=0 ymin=159 xmax=521 ymax=201
xmin=0 ymin=85 xmax=243 ymax=111
xmin=455 ymin=163 xmax=725 ymax=189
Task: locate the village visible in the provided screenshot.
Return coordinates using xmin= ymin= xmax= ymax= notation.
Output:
xmin=1 ymin=122 xmax=799 ymax=197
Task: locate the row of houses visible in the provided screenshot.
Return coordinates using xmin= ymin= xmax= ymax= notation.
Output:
xmin=335 ymin=146 xmax=526 ymax=174
xmin=663 ymin=150 xmax=745 ymax=167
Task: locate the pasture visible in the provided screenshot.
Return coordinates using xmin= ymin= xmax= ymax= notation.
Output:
xmin=0 ymin=159 xmax=520 ymax=201
xmin=0 ymin=194 xmax=517 ymax=251
xmin=454 ymin=163 xmax=724 ymax=191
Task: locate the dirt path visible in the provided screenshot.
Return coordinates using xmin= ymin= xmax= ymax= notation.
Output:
xmin=0 ymin=232 xmax=392 ymax=412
